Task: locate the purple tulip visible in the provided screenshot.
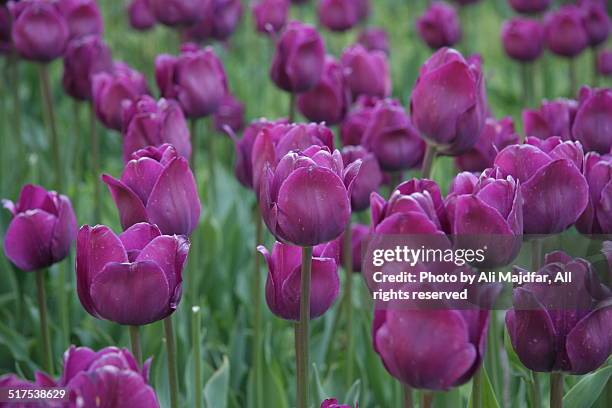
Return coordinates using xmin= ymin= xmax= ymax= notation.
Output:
xmin=416 ymin=2 xmax=461 ymax=50
xmin=122 ymin=95 xmax=192 ymax=162
xmin=455 ymin=117 xmax=519 ymax=172
xmin=339 ymin=96 xmax=378 ymax=146
xmin=339 ymin=222 xmax=369 ymax=273
xmin=572 ymin=86 xmax=612 ymax=154
xmin=341 ymin=146 xmax=382 ymax=211
xmin=57 ymin=0 xmax=103 ymax=40
xmin=128 ymin=0 xmax=156 ymax=31
xmin=156 ymin=44 xmax=228 ymax=119
xmin=62 ymin=34 xmax=113 ymax=101
xmin=494 ymin=137 xmax=588 ymax=234
xmin=182 ymin=3 xmax=215 ymax=41
xmin=148 ymin=0 xmax=207 ymax=26
xmin=270 ymin=21 xmax=325 ymax=93
xmin=410 ymin=48 xmax=487 ymax=155
xmin=252 ymin=0 xmax=289 ymax=35
xmin=361 ymin=98 xmax=426 ymax=172
xmin=258 ymin=239 xmax=340 ymax=320
xmin=9 ymin=0 xmax=69 ymax=62
xmin=508 ymin=0 xmax=550 ymax=14
xmin=501 ymin=18 xmax=545 ymax=62
xmin=597 ymin=49 xmax=612 ymax=76
xmin=0 ymin=374 xmax=47 ymax=408
xmin=341 ymin=44 xmax=391 ymax=100
xmin=321 ymin=399 xmax=355 ymax=408
xmin=576 ymin=152 xmax=612 ymax=234
xmin=297 ymin=56 xmax=349 ymax=125
xmin=522 ymin=98 xmax=577 ymax=141
xmin=209 ymin=0 xmax=243 ymax=41
xmin=317 ymin=0 xmax=359 ymax=32
xmin=102 ymin=144 xmax=201 ymax=235
xmin=357 ymin=27 xmax=389 ymax=55
xmin=0 ymin=6 xmax=11 ymax=54
xmin=3 ymin=184 xmax=77 ymax=272
xmin=77 ymin=222 xmax=189 ymax=325
xmin=213 ymin=93 xmax=245 ymax=133
xmin=506 ymin=251 xmax=612 ymax=374
xmin=451 ymin=0 xmax=480 ymax=5
xmin=544 ymin=5 xmax=589 ymax=58
xmin=581 ymin=1 xmax=610 ymax=47
xmin=92 ymin=62 xmax=149 ymax=131
xmin=259 ymin=145 xmax=354 ymax=246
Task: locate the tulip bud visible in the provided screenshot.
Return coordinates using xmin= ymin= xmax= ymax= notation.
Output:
xmin=2 ymin=184 xmax=77 ymax=271
xmin=506 ymin=251 xmax=612 ymax=374
xmin=9 ymin=0 xmax=69 ymax=62
xmin=213 ymin=93 xmax=245 ymax=133
xmin=182 ymin=3 xmax=214 ymax=41
xmin=128 ymin=0 xmax=156 ymax=31
xmin=581 ymin=1 xmax=610 ymax=47
xmin=572 ymin=86 xmax=612 ymax=154
xmin=411 ymin=48 xmax=487 ymax=155
xmin=522 ymin=98 xmax=577 ymax=141
xmin=62 ymin=34 xmax=113 ymax=101
xmin=321 ymin=399 xmax=355 ymax=408
xmin=341 ymin=146 xmax=382 ymax=211
xmin=501 ymin=18 xmax=544 ymax=62
xmin=576 ymin=152 xmax=612 ymax=234
xmin=0 ymin=6 xmax=11 ymax=54
xmin=508 ymin=0 xmax=550 ymax=14
xmin=340 ymin=222 xmax=369 ymax=273
xmin=357 ymin=27 xmax=389 ymax=55
xmin=297 ymin=56 xmax=349 ymax=125
xmin=209 ymin=0 xmax=243 ymax=41
xmin=103 ymin=144 xmax=201 ymax=235
xmin=252 ymin=0 xmax=289 ymax=35
xmin=155 ymin=44 xmax=228 ymax=119
xmin=416 ymin=2 xmax=461 ymax=50
xmin=339 ymin=96 xmax=377 ymax=146
xmin=92 ymin=62 xmax=149 ymax=131
xmin=544 ymin=6 xmax=589 ymax=58
xmin=77 ymin=222 xmax=190 ymax=326
xmin=495 ymin=137 xmax=588 ymax=234
xmin=341 ymin=44 xmax=391 ymax=100
xmin=597 ymin=49 xmax=612 ymax=76
xmin=270 ymin=21 xmax=325 ymax=93
xmin=317 ymin=0 xmax=359 ymax=32
xmin=258 ymin=240 xmax=340 ymax=320
xmin=455 ymin=117 xmax=519 ymax=172
xmin=57 ymin=0 xmax=103 ymax=40
xmin=122 ymin=96 xmax=192 ymax=162
xmin=149 ymin=0 xmax=207 ymax=26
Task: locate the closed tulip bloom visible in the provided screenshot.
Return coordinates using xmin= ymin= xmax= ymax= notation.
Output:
xmin=576 ymin=152 xmax=612 ymax=234
xmin=455 ymin=117 xmax=519 ymax=172
xmin=321 ymin=398 xmax=355 ymax=408
xmin=410 ymin=48 xmax=487 ymax=155
xmin=103 ymin=144 xmax=201 ymax=235
xmin=128 ymin=0 xmax=156 ymax=31
xmin=297 ymin=56 xmax=349 ymax=125
xmin=213 ymin=93 xmax=245 ymax=133
xmin=149 ymin=0 xmax=207 ymax=26
xmin=506 ymin=251 xmax=612 ymax=374
xmin=581 ymin=1 xmax=610 ymax=47
xmin=182 ymin=3 xmax=215 ymax=41
xmin=156 ymin=44 xmax=228 ymax=119
xmin=340 ymin=222 xmax=369 ymax=273
xmin=339 ymin=96 xmax=378 ymax=146
xmin=357 ymin=27 xmax=389 ymax=55
xmin=270 ymin=21 xmax=325 ymax=93
xmin=122 ymin=96 xmax=192 ymax=162
xmin=258 ymin=239 xmax=340 ymax=320
xmin=3 ymin=184 xmax=77 ymax=272
xmin=508 ymin=0 xmax=550 ymax=14
xmin=523 ymin=98 xmax=577 ymax=141
xmin=209 ymin=0 xmax=243 ymax=41
xmin=501 ymin=18 xmax=544 ymax=62
xmin=58 ymin=0 xmax=103 ymax=40
xmin=317 ymin=0 xmax=359 ymax=32
xmin=341 ymin=44 xmax=391 ymax=100
xmin=77 ymin=222 xmax=190 ymax=325
xmin=494 ymin=137 xmax=588 ymax=234
xmin=544 ymin=6 xmax=589 ymax=58
xmin=62 ymin=34 xmax=113 ymax=101
xmin=597 ymin=49 xmax=612 ymax=76
xmin=416 ymin=2 xmax=461 ymax=50
xmin=0 ymin=6 xmax=11 ymax=54
xmin=9 ymin=0 xmax=69 ymax=62
xmin=341 ymin=146 xmax=382 ymax=211
xmin=572 ymin=86 xmax=612 ymax=154
xmin=252 ymin=0 xmax=289 ymax=35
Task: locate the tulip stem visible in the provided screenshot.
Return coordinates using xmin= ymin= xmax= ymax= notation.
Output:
xmin=421 ymin=144 xmax=436 ymax=179
xmin=38 ymin=64 xmax=63 ymax=192
xmin=8 ymin=52 xmax=23 ymax=163
xmin=128 ymin=325 xmax=142 ymax=365
xmin=288 ymin=93 xmax=296 ymax=123
xmin=192 ymin=307 xmax=203 ymax=408
xmin=342 ymin=223 xmax=355 ymax=386
xmin=472 ymin=369 xmax=482 ymax=408
xmin=253 ymin=207 xmax=264 ymax=408
xmin=550 ymin=373 xmax=564 ymax=408
xmin=422 ymin=391 xmax=433 ymax=408
xmin=164 ymin=316 xmax=179 ymax=408
xmin=296 ymin=246 xmax=313 ymax=408
xmin=521 ymin=63 xmax=534 ymax=108
xmin=73 ymin=101 xmax=82 ymax=185
xmin=568 ymin=58 xmax=577 ymax=97
xmin=592 ymin=47 xmax=599 ymax=87
xmin=530 ymin=372 xmax=542 ymax=408
xmin=35 ymin=270 xmax=53 ymax=375
xmin=403 ymin=384 xmax=413 ymax=408
xmin=531 ymin=239 xmax=543 ymax=271
xmin=90 ymin=103 xmax=101 ymax=223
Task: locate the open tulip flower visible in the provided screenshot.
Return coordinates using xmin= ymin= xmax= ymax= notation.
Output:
xmin=341 ymin=146 xmax=382 ymax=212
xmin=321 ymin=398 xmax=357 ymax=408
xmin=62 ymin=34 xmax=113 ymax=101
xmin=76 ymin=222 xmax=190 ymax=326
xmin=416 ymin=2 xmax=462 ymax=50
xmin=506 ymin=251 xmax=612 ymax=374
xmin=572 ymin=86 xmax=612 ymax=155
xmin=258 ymin=239 xmax=340 ymax=320
xmin=3 ymin=184 xmax=77 ymax=272
xmin=58 ymin=0 xmax=103 ymax=40
xmin=522 ymin=98 xmax=577 ymax=141
xmin=128 ymin=0 xmax=156 ymax=31
xmin=576 ymin=151 xmax=612 ymax=234
xmin=341 ymin=44 xmax=391 ymax=101
xmin=103 ymin=144 xmax=201 ymax=235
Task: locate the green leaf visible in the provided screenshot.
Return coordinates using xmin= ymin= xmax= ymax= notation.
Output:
xmin=468 ymin=367 xmax=500 ymax=408
xmin=564 ymin=365 xmax=612 ymax=408
xmin=313 ymin=363 xmax=327 ymax=404
xmin=204 ymin=356 xmax=230 ymax=408
xmin=344 ymin=379 xmax=361 ymax=407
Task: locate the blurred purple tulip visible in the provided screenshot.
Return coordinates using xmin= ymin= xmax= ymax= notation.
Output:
xmin=0 ymin=6 xmax=11 ymax=54
xmin=102 ymin=144 xmax=201 ymax=235
xmin=2 ymin=184 xmax=77 ymax=272
xmin=576 ymin=152 xmax=612 ymax=234
xmin=341 ymin=44 xmax=391 ymax=100
xmin=508 ymin=0 xmax=550 ymax=14
xmin=270 ymin=21 xmax=325 ymax=93
xmin=341 ymin=146 xmax=382 ymax=211
xmin=155 ymin=44 xmax=228 ymax=119
xmin=62 ymin=34 xmax=112 ymax=101
xmin=506 ymin=251 xmax=611 ymax=374
xmin=581 ymin=1 xmax=610 ymax=47
xmin=297 ymin=56 xmax=349 ymax=125
xmin=494 ymin=136 xmax=588 ymax=234
xmin=92 ymin=62 xmax=149 ymax=131
xmin=122 ymin=96 xmax=192 ymax=162
xmin=572 ymin=86 xmax=612 ymax=154
xmin=340 ymin=222 xmax=369 ymax=273
xmin=416 ymin=2 xmax=461 ymax=50
xmin=9 ymin=0 xmax=69 ymax=62
xmin=597 ymin=49 xmax=612 ymax=76
xmin=209 ymin=0 xmax=243 ymax=41
xmin=258 ymin=239 xmax=340 ymax=320
xmin=544 ymin=5 xmax=589 ymax=58
xmin=357 ymin=27 xmax=389 ymax=55
xmin=410 ymin=48 xmax=487 ymax=155
xmin=321 ymin=398 xmax=355 ymax=408
xmin=317 ymin=0 xmax=359 ymax=32
xmin=128 ymin=0 xmax=156 ymax=31
xmin=501 ymin=17 xmax=545 ymax=63
xmin=451 ymin=0 xmax=480 ymax=5
xmin=213 ymin=93 xmax=245 ymax=133
xmin=0 ymin=374 xmax=47 ymax=408
xmin=57 ymin=0 xmax=103 ymax=40
xmin=252 ymin=0 xmax=289 ymax=35
xmin=77 ymin=222 xmax=190 ymax=325
xmin=455 ymin=117 xmax=519 ymax=172
xmin=339 ymin=96 xmax=378 ymax=146
xmin=149 ymin=0 xmax=207 ymax=26
xmin=522 ymin=98 xmax=577 ymax=141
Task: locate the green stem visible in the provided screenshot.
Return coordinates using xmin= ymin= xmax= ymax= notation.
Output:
xmin=531 ymin=372 xmax=542 ymax=408
xmin=342 ymin=222 xmax=354 ymax=386
xmin=421 ymin=144 xmax=436 ymax=180
xmin=253 ymin=207 xmax=264 ymax=408
xmin=472 ymin=369 xmax=482 ymax=408
xmin=532 ymin=239 xmax=543 ymax=271
xmin=164 ymin=316 xmax=179 ymax=408
xmin=90 ymin=103 xmax=101 ymax=223
xmin=73 ymin=101 xmax=82 ymax=185
xmin=192 ymin=306 xmax=203 ymax=408
xmin=521 ymin=62 xmax=533 ymax=109
xmin=59 ymin=262 xmax=69 ymax=351
xmin=35 ymin=270 xmax=53 ymax=374
xmin=568 ymin=58 xmax=577 ymax=97
xmin=422 ymin=392 xmax=433 ymax=408
xmin=550 ymin=372 xmax=563 ymax=408
xmin=592 ymin=47 xmax=599 ymax=87
xmin=288 ymin=92 xmax=296 ymax=123
xmin=38 ymin=64 xmax=62 ymax=192
xmin=403 ymin=384 xmax=413 ymax=408
xmin=129 ymin=325 xmax=142 ymax=365
xmin=8 ymin=52 xmax=23 ymax=163
xmin=296 ymin=246 xmax=313 ymax=408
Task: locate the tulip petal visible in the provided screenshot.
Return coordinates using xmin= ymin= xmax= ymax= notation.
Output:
xmin=121 ymin=158 xmax=165 ymax=203
xmin=60 ymin=346 xmax=98 ymax=386
xmin=3 ymin=210 xmax=56 ymax=271
xmin=596 ymin=181 xmax=612 ymax=233
xmin=566 ymin=299 xmax=612 ymax=374
xmin=50 ymin=195 xmax=78 ymax=264
xmin=494 ymin=144 xmax=553 ymax=183
xmin=14 ymin=184 xmax=56 ymax=214
xmin=118 ymin=223 xmax=162 ymax=254
xmin=102 ymin=175 xmax=148 ymax=230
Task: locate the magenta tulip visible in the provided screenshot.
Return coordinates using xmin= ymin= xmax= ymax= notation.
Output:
xmin=341 ymin=44 xmax=391 ymax=100
xmin=213 ymin=93 xmax=245 ymax=133
xmin=128 ymin=0 xmax=156 ymax=31
xmin=501 ymin=17 xmax=545 ymax=62
xmin=576 ymin=152 xmax=612 ymax=234
xmin=508 ymin=0 xmax=550 ymax=14
xmin=416 ymin=2 xmax=461 ymax=50
xmin=317 ymin=0 xmax=359 ymax=32
xmin=544 ymin=5 xmax=589 ymax=58
xmin=341 ymin=146 xmax=382 ymax=211
xmin=522 ymin=98 xmax=577 ymax=141
xmin=572 ymin=86 xmax=612 ymax=154
xmin=597 ymin=49 xmax=612 ymax=76
xmin=57 ymin=0 xmax=103 ymax=40
xmin=252 ymin=0 xmax=289 ymax=35
xmin=149 ymin=0 xmax=207 ymax=26
xmin=209 ymin=0 xmax=243 ymax=41
xmin=339 ymin=96 xmax=378 ymax=146
xmin=321 ymin=398 xmax=355 ymax=408
xmin=581 ymin=1 xmax=610 ymax=47
xmin=62 ymin=34 xmax=113 ymax=101
xmin=357 ymin=27 xmax=389 ymax=55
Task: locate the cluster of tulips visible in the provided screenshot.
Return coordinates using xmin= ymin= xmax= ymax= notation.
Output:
xmin=0 ymin=0 xmax=611 ymax=407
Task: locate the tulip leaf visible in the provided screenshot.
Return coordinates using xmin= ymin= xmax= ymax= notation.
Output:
xmin=468 ymin=367 xmax=500 ymax=408
xmin=313 ymin=363 xmax=327 ymax=403
xmin=563 ymin=365 xmax=612 ymax=408
xmin=344 ymin=379 xmax=361 ymax=407
xmin=204 ymin=356 xmax=230 ymax=408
